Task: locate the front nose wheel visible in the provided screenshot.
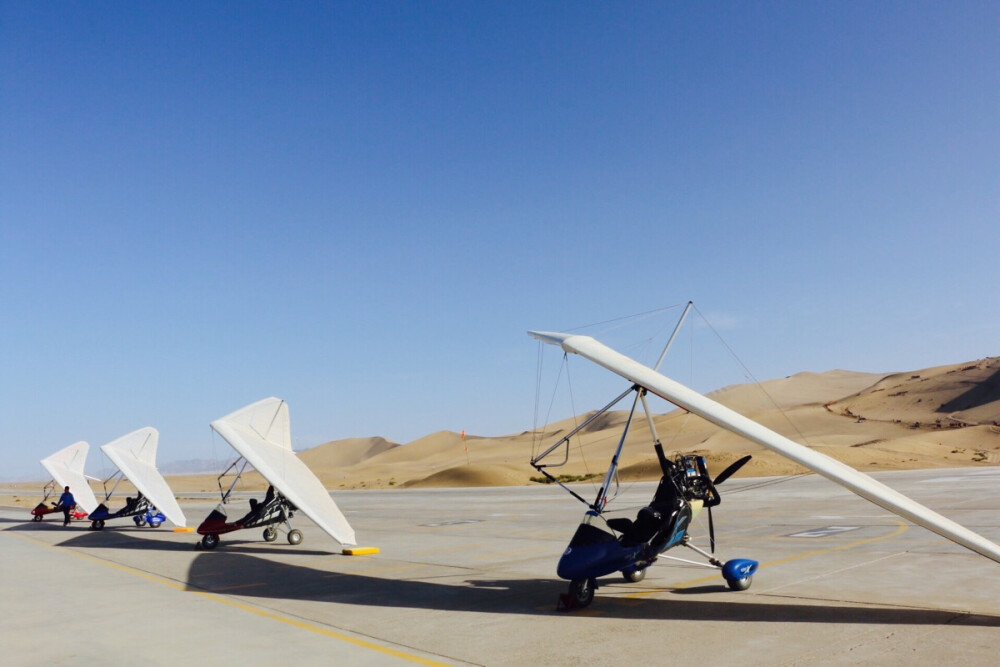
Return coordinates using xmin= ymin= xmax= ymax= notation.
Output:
xmin=568 ymin=578 xmax=596 ymax=607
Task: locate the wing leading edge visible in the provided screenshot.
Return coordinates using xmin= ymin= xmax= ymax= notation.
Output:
xmin=529 ymin=330 xmax=1000 ymax=565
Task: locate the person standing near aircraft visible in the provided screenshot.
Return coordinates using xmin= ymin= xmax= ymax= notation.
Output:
xmin=57 ymin=486 xmax=76 ymax=526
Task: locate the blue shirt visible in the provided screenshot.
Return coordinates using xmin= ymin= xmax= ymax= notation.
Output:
xmin=58 ymin=491 xmax=75 ymax=507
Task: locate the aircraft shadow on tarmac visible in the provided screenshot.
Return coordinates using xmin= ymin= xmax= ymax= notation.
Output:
xmin=48 ymin=527 xmax=335 ymax=557
xmin=5 ymin=518 xmax=93 ymax=529
xmin=6 ymin=521 xmax=334 ymax=557
xmin=10 ymin=526 xmax=997 ymax=627
xmin=180 ymin=544 xmax=1000 ymax=626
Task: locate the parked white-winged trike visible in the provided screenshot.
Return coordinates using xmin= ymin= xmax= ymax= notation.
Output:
xmin=530 ymin=303 xmax=1000 ymax=609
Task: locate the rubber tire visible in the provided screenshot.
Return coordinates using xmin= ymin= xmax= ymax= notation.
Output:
xmin=135 ymin=516 xmax=146 ymax=527
xmin=263 ymin=527 xmax=278 ymax=542
xmin=202 ymin=534 xmax=220 ymax=550
xmin=568 ymin=578 xmax=596 ymax=608
xmin=623 ymin=567 xmax=647 ymax=583
xmin=92 ymin=520 xmax=105 ymax=530
xmin=287 ymin=529 xmax=303 ymax=546
xmin=150 ymin=521 xmax=160 ymax=528
xmin=726 ymin=574 xmax=752 ymax=591
xmin=33 ymin=514 xmax=42 ymax=522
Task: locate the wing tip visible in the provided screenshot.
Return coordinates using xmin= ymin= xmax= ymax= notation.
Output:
xmin=528 ymin=330 xmax=570 ymax=346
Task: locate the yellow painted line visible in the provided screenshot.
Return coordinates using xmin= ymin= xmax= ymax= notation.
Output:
xmin=343 ymin=546 xmax=380 ymax=556
xmin=625 ymin=520 xmax=909 ymax=599
xmin=210 ymin=582 xmax=268 ymax=592
xmin=172 ymin=527 xmax=194 ymax=533
xmin=4 ymin=531 xmax=449 ymax=666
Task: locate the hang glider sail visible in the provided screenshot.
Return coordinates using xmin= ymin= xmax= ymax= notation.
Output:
xmin=40 ymin=441 xmax=99 ymax=515
xmin=99 ymin=427 xmax=186 ymax=528
xmin=208 ymin=397 xmax=356 ymax=547
xmin=529 ymin=330 xmax=1000 ymax=566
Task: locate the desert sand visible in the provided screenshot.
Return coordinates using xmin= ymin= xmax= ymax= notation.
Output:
xmin=4 ymin=357 xmax=998 ymax=508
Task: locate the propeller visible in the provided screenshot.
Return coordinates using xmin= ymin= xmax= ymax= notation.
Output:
xmin=713 ymin=454 xmax=752 ymax=486
xmin=709 ymin=504 xmax=716 ymax=554
xmin=708 ymin=455 xmax=752 ymax=553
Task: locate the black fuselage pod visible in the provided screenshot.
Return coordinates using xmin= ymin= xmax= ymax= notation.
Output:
xmin=558 ymin=511 xmax=644 ymax=581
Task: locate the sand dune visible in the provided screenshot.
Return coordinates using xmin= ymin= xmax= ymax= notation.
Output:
xmin=4 ymin=357 xmax=997 ymax=509
xmin=404 ymin=463 xmax=527 ymax=488
xmin=289 ymin=357 xmax=998 ymax=490
xmin=707 ymin=369 xmax=881 ymax=412
xmin=299 ymin=436 xmax=399 ymax=469
xmin=830 ymin=357 xmax=1000 ymax=426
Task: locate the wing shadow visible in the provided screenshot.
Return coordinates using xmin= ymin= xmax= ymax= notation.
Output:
xmin=184 ymin=547 xmax=1000 ymax=626
xmin=11 ymin=525 xmax=996 ymax=627
xmin=48 ymin=528 xmax=337 ymax=557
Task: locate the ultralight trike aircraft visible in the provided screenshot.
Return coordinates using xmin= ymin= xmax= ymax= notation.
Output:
xmin=30 ymin=441 xmax=99 ymax=522
xmin=529 ymin=304 xmax=1000 ymax=608
xmin=196 ymin=397 xmax=356 ymax=550
xmin=87 ymin=427 xmax=186 ymax=530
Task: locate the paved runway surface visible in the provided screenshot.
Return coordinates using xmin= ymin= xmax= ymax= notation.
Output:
xmin=3 ymin=467 xmax=999 ymax=665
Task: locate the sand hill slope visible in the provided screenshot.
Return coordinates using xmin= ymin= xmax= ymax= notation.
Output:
xmin=271 ymin=358 xmax=998 ymax=491
xmin=299 ymin=436 xmax=399 ymax=469
xmin=828 ymin=357 xmax=1000 ymax=426
xmin=11 ymin=357 xmax=989 ymax=503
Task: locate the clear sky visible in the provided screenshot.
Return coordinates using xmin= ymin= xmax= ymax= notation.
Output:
xmin=2 ymin=2 xmax=997 ymax=481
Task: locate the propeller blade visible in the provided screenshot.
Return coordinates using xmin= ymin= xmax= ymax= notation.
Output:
xmin=713 ymin=455 xmax=752 ymax=486
xmin=708 ymin=506 xmax=716 ymax=553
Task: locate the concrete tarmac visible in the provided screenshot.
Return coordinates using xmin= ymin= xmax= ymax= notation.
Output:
xmin=2 ymin=467 xmax=999 ymax=665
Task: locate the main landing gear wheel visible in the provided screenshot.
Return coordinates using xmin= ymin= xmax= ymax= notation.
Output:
xmin=263 ymin=527 xmax=278 ymax=542
xmin=623 ymin=567 xmax=647 ymax=583
xmin=201 ymin=534 xmax=220 ymax=550
xmin=134 ymin=516 xmax=146 ymax=527
xmin=568 ymin=578 xmax=596 ymax=608
xmin=726 ymin=574 xmax=752 ymax=591
xmin=287 ymin=529 xmax=303 ymax=546
xmin=91 ymin=520 xmax=105 ymax=530
xmin=32 ymin=514 xmax=42 ymax=522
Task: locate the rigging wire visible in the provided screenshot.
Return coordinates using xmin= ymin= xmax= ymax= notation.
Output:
xmin=724 ymin=472 xmax=814 ymax=495
xmin=691 ymin=303 xmax=816 ymax=448
xmin=531 ymin=348 xmax=569 ymax=462
xmin=530 ymin=301 xmax=822 ymax=511
xmin=565 ymin=302 xmax=688 ymax=335
xmin=531 ymin=341 xmax=545 ymax=459
xmin=532 ymin=303 xmax=694 ymax=507
xmin=563 ymin=355 xmax=596 ymax=490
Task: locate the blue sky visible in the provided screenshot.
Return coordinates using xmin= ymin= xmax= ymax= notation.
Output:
xmin=2 ymin=2 xmax=997 ymax=480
